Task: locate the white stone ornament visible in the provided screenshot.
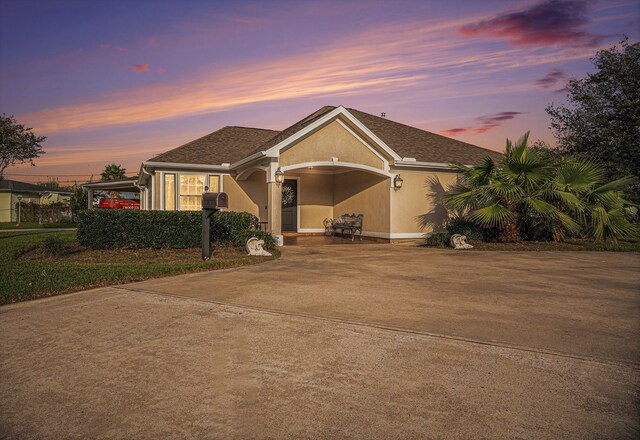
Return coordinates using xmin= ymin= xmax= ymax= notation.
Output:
xmin=246 ymin=237 xmax=272 ymax=256
xmin=450 ymin=234 xmax=473 ymax=250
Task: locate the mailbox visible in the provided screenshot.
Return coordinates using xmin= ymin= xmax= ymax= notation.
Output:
xmin=201 ymin=192 xmax=228 ymax=261
xmin=202 ymin=192 xmax=228 ymax=209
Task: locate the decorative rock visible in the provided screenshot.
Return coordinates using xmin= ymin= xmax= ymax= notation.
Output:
xmin=450 ymin=234 xmax=474 ymax=250
xmin=246 ymin=237 xmax=272 ymax=256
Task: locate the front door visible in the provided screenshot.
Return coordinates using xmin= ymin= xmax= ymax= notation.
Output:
xmin=281 ymin=179 xmax=298 ymax=232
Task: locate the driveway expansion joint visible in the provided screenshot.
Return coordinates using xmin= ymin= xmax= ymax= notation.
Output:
xmin=112 ymin=285 xmax=639 ymax=371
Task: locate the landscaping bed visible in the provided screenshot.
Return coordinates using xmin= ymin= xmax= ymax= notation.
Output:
xmin=0 ymin=231 xmax=279 ymax=305
xmin=424 ymin=236 xmax=640 ymax=252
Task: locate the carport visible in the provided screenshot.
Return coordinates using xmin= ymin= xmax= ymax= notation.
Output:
xmin=82 ymin=177 xmax=140 ymax=209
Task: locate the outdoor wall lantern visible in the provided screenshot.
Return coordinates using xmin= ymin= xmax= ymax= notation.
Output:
xmin=275 ymin=167 xmax=285 ymax=186
xmin=393 ymin=174 xmax=404 ymax=190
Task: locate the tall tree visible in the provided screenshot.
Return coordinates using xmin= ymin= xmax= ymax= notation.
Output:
xmin=100 ymin=163 xmax=126 ymax=181
xmin=546 ymin=37 xmax=640 ymax=199
xmin=0 ymin=114 xmax=46 ymax=180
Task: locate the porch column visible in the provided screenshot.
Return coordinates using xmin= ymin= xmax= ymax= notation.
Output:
xmin=267 ymin=181 xmax=282 ymax=236
xmin=87 ymin=189 xmax=94 ymax=209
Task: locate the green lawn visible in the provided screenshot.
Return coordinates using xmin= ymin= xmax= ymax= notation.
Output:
xmin=426 ymin=238 xmax=640 ymax=251
xmin=0 ymin=231 xmax=279 ymax=305
xmin=0 ymin=222 xmax=78 ymax=229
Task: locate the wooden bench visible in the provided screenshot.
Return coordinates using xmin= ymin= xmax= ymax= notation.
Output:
xmin=324 ymin=214 xmax=364 ymax=241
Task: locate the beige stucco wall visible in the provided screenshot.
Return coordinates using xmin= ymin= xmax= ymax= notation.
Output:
xmin=224 ymin=172 xmax=267 ymax=220
xmin=334 ymin=171 xmax=391 ymax=234
xmin=0 ymin=193 xmax=11 ymax=222
xmin=0 ymin=192 xmax=40 ymax=222
xmin=390 ymin=170 xmax=458 ymax=234
xmin=279 ymin=120 xmax=385 ymax=170
xmin=288 ymin=172 xmax=334 ymax=229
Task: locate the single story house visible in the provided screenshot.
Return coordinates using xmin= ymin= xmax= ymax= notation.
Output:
xmin=0 ymin=180 xmax=71 ymax=222
xmin=136 ymin=106 xmax=501 ymax=241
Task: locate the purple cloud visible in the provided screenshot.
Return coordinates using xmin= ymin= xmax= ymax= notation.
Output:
xmin=459 ymin=1 xmax=603 ymax=47
xmin=442 ymin=111 xmax=524 ymax=136
xmin=536 ymin=69 xmax=566 ymax=88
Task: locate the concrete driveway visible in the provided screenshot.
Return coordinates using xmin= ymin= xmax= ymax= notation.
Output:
xmin=1 ymin=245 xmax=639 ymax=439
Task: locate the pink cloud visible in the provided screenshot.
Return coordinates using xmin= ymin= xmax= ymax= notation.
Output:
xmin=441 ymin=128 xmax=468 ymax=136
xmin=459 ymin=0 xmax=604 ymax=47
xmin=133 ymin=63 xmax=149 ymax=73
xmin=442 ymin=112 xmax=524 ymax=136
xmin=156 ymin=67 xmax=167 ymax=74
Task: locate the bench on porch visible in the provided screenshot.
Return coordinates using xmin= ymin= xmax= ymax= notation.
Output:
xmin=323 ymin=214 xmax=364 ymax=241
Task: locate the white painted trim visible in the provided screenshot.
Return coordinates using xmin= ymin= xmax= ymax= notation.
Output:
xmin=229 ymin=151 xmax=267 ymax=169
xmin=150 ymin=174 xmax=155 ymax=210
xmin=236 ymin=165 xmax=268 ymax=181
xmin=160 ymin=171 xmax=164 ymax=210
xmin=262 ymin=106 xmax=402 ymax=161
xmin=143 ymin=161 xmax=231 ymax=171
xmin=281 ymin=161 xmax=394 ymax=179
xmin=393 ymin=160 xmax=472 ymax=170
xmin=297 ymin=228 xmax=325 ymax=233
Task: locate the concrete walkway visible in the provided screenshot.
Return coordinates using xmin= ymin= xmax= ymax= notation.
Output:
xmin=1 ymin=245 xmax=639 ymax=439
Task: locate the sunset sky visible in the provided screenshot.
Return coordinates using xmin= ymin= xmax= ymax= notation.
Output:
xmin=1 ymin=0 xmax=638 ymax=184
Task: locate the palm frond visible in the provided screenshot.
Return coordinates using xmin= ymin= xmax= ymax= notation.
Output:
xmin=467 ymin=205 xmax=515 ymax=228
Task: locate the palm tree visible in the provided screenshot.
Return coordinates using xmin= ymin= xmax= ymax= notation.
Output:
xmin=443 ymin=132 xmax=635 ymax=242
xmin=100 ymin=164 xmax=126 ymax=181
xmin=552 ymin=159 xmax=637 ymax=241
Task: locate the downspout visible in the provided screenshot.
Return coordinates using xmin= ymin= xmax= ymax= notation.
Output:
xmin=140 ymin=165 xmax=153 ymax=211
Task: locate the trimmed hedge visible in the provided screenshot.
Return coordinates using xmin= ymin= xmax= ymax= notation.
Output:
xmin=77 ymin=210 xmax=276 ymax=250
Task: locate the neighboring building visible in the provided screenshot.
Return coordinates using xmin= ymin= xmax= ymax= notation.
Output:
xmin=137 ymin=105 xmax=502 ymax=241
xmin=0 ymin=180 xmax=71 ymax=222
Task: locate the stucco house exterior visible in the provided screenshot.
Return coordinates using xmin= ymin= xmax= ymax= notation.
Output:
xmin=137 ymin=106 xmax=501 ymax=241
xmin=0 ymin=180 xmax=71 ymax=222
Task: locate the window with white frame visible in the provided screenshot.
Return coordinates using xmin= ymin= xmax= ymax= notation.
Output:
xmin=179 ymin=174 xmax=205 ymax=211
xmin=164 ymin=173 xmax=176 ymax=210
xmin=209 ymin=175 xmax=220 ymax=193
xmin=161 ymin=173 xmax=222 ymax=211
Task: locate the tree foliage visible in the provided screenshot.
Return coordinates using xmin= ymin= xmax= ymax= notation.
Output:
xmin=445 ymin=132 xmax=637 ymax=242
xmin=0 ymin=114 xmax=46 ymax=180
xmin=546 ymin=37 xmax=640 ymax=199
xmin=100 ymin=163 xmax=127 ymax=181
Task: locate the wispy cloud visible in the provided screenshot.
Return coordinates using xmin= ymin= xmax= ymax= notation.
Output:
xmin=459 ymin=0 xmax=604 ymax=47
xmin=442 ymin=111 xmax=524 ymax=136
xmin=19 ymin=15 xmax=599 ymax=134
xmin=132 ymin=63 xmax=149 ymax=73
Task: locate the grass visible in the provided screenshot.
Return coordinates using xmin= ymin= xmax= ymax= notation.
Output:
xmin=0 ymin=222 xmax=78 ymax=229
xmin=0 ymin=231 xmax=279 ymax=305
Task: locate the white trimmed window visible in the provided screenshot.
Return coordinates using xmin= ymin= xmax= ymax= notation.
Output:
xmin=162 ymin=173 xmax=223 ymax=211
xmin=179 ymin=174 xmax=205 ymax=211
xmin=164 ymin=173 xmax=176 ymax=210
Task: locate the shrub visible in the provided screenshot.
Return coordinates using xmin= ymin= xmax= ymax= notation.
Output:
xmin=424 ymin=232 xmax=451 ymax=247
xmin=42 ymin=235 xmax=65 ymax=255
xmin=446 ymin=217 xmax=500 ymax=242
xmin=232 ymin=229 xmax=277 ymax=250
xmin=77 ymin=210 xmax=274 ymax=249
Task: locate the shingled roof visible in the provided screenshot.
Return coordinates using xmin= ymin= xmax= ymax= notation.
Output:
xmin=346 ymin=108 xmax=502 ymax=164
xmin=148 ymin=106 xmax=501 ymax=166
xmin=0 ymin=179 xmax=70 ymax=193
xmin=150 ymin=126 xmax=279 ymax=165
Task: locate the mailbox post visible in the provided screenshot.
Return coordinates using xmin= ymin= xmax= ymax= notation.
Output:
xmin=201 ymin=192 xmax=229 ymax=260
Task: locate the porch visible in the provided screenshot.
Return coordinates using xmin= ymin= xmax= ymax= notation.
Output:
xmin=229 ymin=165 xmax=394 ymax=240
xmin=282 ymin=232 xmax=389 ymax=246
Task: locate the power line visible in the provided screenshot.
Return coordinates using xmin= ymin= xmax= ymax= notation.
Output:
xmin=5 ymin=173 xmax=96 ymax=177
